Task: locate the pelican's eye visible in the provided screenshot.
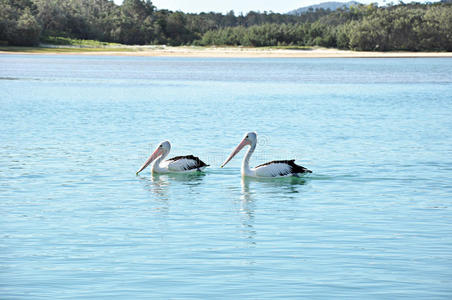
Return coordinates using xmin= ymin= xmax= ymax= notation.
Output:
xmin=159 ymin=145 xmax=163 ymax=148
xmin=246 ymin=135 xmax=249 ymax=138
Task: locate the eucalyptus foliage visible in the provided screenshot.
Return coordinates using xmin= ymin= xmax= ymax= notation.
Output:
xmin=0 ymin=0 xmax=451 ymax=51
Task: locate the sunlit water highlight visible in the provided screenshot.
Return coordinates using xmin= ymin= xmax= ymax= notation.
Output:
xmin=1 ymin=55 xmax=451 ymax=299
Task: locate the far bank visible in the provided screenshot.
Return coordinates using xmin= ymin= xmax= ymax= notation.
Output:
xmin=1 ymin=46 xmax=452 ymax=58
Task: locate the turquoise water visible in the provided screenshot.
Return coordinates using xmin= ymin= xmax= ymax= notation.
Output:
xmin=1 ymin=55 xmax=452 ymax=299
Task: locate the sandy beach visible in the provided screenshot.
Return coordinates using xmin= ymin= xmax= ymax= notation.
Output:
xmin=1 ymin=46 xmax=452 ymax=58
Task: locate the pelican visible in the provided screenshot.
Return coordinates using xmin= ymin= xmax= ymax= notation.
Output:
xmin=220 ymin=132 xmax=312 ymax=177
xmin=136 ymin=141 xmax=208 ymax=174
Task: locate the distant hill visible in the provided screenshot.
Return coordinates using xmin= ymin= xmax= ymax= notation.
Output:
xmin=288 ymin=1 xmax=362 ymax=15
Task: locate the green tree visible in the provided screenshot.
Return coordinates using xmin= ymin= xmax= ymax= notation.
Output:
xmin=0 ymin=0 xmax=41 ymax=45
xmin=12 ymin=7 xmax=41 ymax=45
xmin=118 ymin=0 xmax=155 ymax=44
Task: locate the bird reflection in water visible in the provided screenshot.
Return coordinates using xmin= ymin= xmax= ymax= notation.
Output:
xmin=136 ymin=172 xmax=206 ymax=230
xmin=147 ymin=172 xmax=206 ymax=198
xmin=135 ymin=173 xmax=171 ymax=213
xmin=240 ymin=177 xmax=257 ymax=246
xmin=239 ymin=176 xmax=309 ymax=244
xmin=150 ymin=173 xmax=171 ymax=200
xmin=242 ymin=175 xmax=308 ymax=195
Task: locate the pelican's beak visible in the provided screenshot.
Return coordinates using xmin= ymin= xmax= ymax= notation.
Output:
xmin=136 ymin=147 xmax=162 ymax=175
xmin=220 ymin=138 xmax=250 ymax=168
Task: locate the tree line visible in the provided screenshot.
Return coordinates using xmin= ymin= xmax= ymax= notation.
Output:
xmin=0 ymin=0 xmax=451 ymax=51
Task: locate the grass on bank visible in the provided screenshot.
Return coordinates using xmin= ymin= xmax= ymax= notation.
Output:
xmin=41 ymin=36 xmax=123 ymax=47
xmin=0 ymin=46 xmax=136 ymax=53
xmin=40 ymin=37 xmax=314 ymax=50
xmin=0 ymin=45 xmax=316 ymax=54
xmin=0 ymin=36 xmax=134 ymax=53
xmin=0 ymin=36 xmax=316 ymax=53
xmin=268 ymin=45 xmax=313 ymax=50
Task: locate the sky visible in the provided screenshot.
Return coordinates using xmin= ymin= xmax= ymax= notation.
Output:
xmin=112 ymin=0 xmax=389 ymax=14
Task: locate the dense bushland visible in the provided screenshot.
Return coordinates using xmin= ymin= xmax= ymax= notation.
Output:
xmin=0 ymin=0 xmax=451 ymax=51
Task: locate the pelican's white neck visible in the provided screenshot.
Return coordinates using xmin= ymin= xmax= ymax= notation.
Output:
xmin=152 ymin=150 xmax=169 ymax=173
xmin=242 ymin=141 xmax=256 ymax=176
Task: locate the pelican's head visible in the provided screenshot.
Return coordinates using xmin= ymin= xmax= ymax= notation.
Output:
xmin=159 ymin=141 xmax=171 ymax=153
xmin=136 ymin=141 xmax=171 ymax=174
xmin=244 ymin=132 xmax=257 ymax=145
xmin=220 ymin=132 xmax=257 ymax=168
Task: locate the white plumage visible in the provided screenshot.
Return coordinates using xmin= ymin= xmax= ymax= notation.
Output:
xmin=136 ymin=141 xmax=208 ymax=175
xmin=254 ymin=162 xmax=293 ymax=177
xmin=221 ymin=132 xmax=312 ymax=178
xmin=166 ymin=157 xmax=207 ymax=172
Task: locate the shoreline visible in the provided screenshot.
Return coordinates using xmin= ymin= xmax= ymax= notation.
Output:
xmin=1 ymin=46 xmax=452 ymax=58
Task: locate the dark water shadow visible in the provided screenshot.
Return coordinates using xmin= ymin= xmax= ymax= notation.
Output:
xmin=152 ymin=172 xmax=206 ymax=185
xmin=241 ymin=175 xmax=309 ymax=194
xmin=0 ymin=77 xmax=20 ymax=80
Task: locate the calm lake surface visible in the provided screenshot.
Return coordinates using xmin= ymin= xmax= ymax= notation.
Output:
xmin=1 ymin=54 xmax=451 ymax=299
